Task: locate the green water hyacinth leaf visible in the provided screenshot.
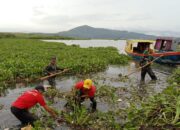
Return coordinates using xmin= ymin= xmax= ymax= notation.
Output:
xmin=172 ymin=96 xmax=180 ymax=124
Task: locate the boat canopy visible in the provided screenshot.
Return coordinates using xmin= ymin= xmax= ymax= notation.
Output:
xmin=126 ymin=40 xmax=155 ymax=53
xmin=155 ymin=38 xmax=180 ymax=51
xmin=127 ymin=40 xmax=154 ymax=43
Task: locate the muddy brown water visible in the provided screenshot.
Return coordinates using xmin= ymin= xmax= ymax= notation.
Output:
xmin=0 ymin=62 xmax=174 ymax=129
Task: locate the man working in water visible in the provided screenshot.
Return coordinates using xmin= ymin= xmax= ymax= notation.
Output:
xmin=140 ymin=47 xmax=157 ymax=82
xmin=44 ymin=57 xmax=64 ymax=87
xmin=11 ymin=85 xmax=57 ymax=127
xmin=74 ymin=79 xmax=97 ymax=112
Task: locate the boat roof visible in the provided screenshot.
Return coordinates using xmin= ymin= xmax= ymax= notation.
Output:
xmin=127 ymin=40 xmax=154 ymax=44
xmin=156 ymin=37 xmax=172 ymax=40
xmin=156 ymin=37 xmax=180 ymax=41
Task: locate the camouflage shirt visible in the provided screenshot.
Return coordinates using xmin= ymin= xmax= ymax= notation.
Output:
xmin=44 ymin=64 xmax=64 ymax=75
xmin=139 ymin=56 xmax=154 ymax=68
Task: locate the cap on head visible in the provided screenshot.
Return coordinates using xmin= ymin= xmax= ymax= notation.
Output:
xmin=35 ymin=85 xmax=51 ymax=92
xmin=35 ymin=85 xmax=45 ymax=92
xmin=83 ymin=79 xmax=92 ymax=89
xmin=51 ymin=56 xmax=57 ymax=60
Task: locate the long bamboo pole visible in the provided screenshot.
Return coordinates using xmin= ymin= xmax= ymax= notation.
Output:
xmin=40 ymin=69 xmax=70 ymax=81
xmin=125 ymin=55 xmax=164 ymax=77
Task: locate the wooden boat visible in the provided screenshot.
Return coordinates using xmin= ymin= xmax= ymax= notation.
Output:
xmin=125 ymin=38 xmax=180 ymax=65
xmin=125 ymin=40 xmax=155 ymax=60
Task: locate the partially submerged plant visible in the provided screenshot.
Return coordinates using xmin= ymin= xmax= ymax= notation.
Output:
xmin=63 ymin=105 xmax=90 ymax=126
xmin=96 ymin=85 xmax=118 ymax=103
xmin=44 ymin=88 xmax=63 ymax=99
xmin=30 ymin=104 xmax=60 ymax=129
xmin=87 ymin=111 xmax=121 ymax=130
xmin=0 ymin=104 xmax=3 ymax=110
xmin=118 ymin=75 xmax=129 ymax=82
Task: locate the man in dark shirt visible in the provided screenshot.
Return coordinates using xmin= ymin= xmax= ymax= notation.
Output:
xmin=44 ymin=57 xmax=64 ymax=87
xmin=140 ymin=48 xmax=157 ymax=82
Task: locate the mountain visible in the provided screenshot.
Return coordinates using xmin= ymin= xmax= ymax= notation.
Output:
xmin=140 ymin=30 xmax=180 ymax=38
xmin=57 ymin=25 xmax=157 ymax=39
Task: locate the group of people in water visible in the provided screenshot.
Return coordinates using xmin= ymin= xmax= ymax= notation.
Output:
xmin=11 ymin=57 xmax=97 ymax=128
xmin=10 ymin=46 xmax=157 ymax=128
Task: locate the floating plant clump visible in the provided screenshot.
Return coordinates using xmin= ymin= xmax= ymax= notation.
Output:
xmin=0 ymin=104 xmax=3 ymax=110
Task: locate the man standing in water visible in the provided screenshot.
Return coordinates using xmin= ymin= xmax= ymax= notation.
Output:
xmin=44 ymin=57 xmax=64 ymax=87
xmin=140 ymin=47 xmax=157 ymax=82
xmin=11 ymin=85 xmax=57 ymax=127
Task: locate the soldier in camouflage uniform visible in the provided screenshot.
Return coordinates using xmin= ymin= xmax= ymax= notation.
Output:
xmin=139 ymin=47 xmax=157 ymax=82
xmin=44 ymin=57 xmax=64 ymax=87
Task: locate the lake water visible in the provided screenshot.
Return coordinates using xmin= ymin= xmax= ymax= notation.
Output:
xmin=43 ymin=40 xmax=126 ymax=53
xmin=0 ymin=39 xmax=175 ymax=129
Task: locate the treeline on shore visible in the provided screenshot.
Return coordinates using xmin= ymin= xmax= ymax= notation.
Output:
xmin=0 ymin=32 xmax=83 ymax=40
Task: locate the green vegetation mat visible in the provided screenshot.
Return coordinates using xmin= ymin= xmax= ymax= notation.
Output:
xmin=0 ymin=38 xmax=130 ymax=88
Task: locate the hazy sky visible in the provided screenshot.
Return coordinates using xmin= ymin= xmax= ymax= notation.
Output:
xmin=0 ymin=0 xmax=180 ymax=34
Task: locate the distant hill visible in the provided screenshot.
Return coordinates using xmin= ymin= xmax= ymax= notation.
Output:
xmin=57 ymin=25 xmax=157 ymax=39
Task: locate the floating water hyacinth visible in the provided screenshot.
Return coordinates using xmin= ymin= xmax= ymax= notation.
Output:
xmin=0 ymin=38 xmax=130 ymax=90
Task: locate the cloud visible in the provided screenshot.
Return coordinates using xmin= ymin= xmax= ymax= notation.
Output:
xmin=32 ymin=6 xmax=46 ymax=16
xmin=0 ymin=0 xmax=180 ymax=33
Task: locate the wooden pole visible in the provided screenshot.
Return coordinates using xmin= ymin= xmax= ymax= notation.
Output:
xmin=40 ymin=69 xmax=70 ymax=81
xmin=125 ymin=55 xmax=164 ymax=77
